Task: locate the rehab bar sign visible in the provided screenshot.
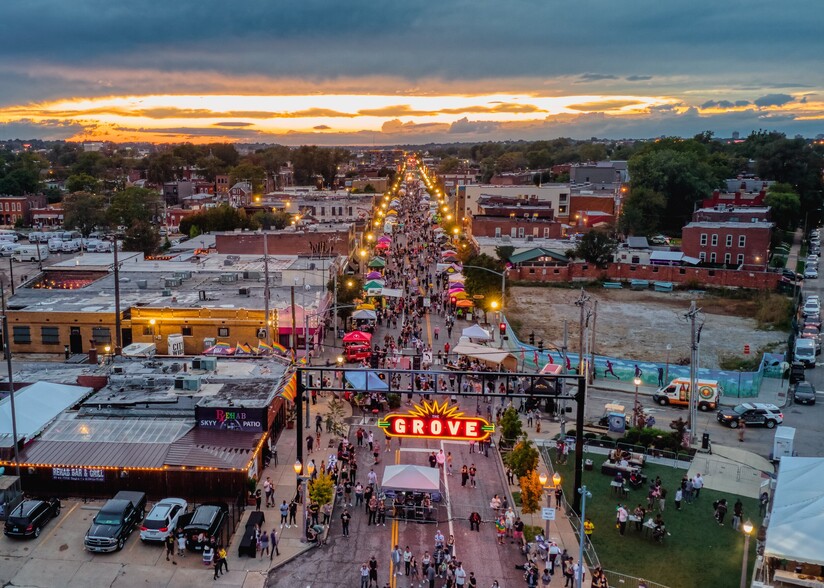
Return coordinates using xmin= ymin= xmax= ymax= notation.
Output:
xmin=378 ymin=400 xmax=494 ymax=442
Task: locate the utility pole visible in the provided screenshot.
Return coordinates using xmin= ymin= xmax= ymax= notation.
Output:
xmin=686 ymin=301 xmax=701 ymax=445
xmin=574 ymin=289 xmax=590 ymax=375
xmin=560 ymin=320 xmax=569 ymax=437
xmin=0 ymin=279 xmax=20 ymax=475
xmin=304 ymin=312 xmax=311 ymax=430
xmin=113 ymin=236 xmax=122 ymax=355
xmin=263 ymin=233 xmax=272 ymax=346
xmin=290 ymin=287 xmax=297 ymax=359
xmin=589 ymin=300 xmax=597 ymax=381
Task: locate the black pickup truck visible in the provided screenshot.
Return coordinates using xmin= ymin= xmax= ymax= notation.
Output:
xmin=84 ymin=491 xmax=147 ymax=553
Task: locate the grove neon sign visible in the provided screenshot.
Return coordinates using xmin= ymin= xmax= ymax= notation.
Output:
xmin=378 ymin=400 xmax=494 ymax=442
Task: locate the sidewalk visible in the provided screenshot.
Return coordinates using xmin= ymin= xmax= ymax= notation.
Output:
xmin=785 ymin=228 xmax=804 ymax=273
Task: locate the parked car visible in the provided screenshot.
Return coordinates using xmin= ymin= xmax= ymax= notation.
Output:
xmin=717 ymin=403 xmax=784 ymax=429
xmin=140 ymin=498 xmax=188 ymax=542
xmin=804 ymin=314 xmax=822 ymax=331
xmin=804 ymin=267 xmax=819 ymax=280
xmin=800 ymin=326 xmax=822 ymax=354
xmin=3 ymin=498 xmax=61 ymax=538
xmin=792 ymin=381 xmax=817 ymax=405
xmin=84 ymin=491 xmax=147 ymax=553
xmin=803 ymin=298 xmax=821 ymax=317
xmin=184 ymin=503 xmax=228 ymax=551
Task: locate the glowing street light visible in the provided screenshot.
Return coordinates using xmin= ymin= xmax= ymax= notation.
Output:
xmin=633 ymin=376 xmax=642 ymax=427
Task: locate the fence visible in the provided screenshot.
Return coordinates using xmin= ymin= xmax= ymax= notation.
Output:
xmin=602 ymin=569 xmax=672 ymax=588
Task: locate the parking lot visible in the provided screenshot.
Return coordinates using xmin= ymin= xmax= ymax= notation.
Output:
xmin=0 ymin=499 xmax=267 ymax=588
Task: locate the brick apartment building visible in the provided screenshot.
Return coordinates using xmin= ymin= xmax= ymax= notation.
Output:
xmin=0 ymin=194 xmax=46 ymax=226
xmin=470 ymin=216 xmax=563 ymax=240
xmin=692 ymin=205 xmax=771 ymax=223
xmin=681 ymin=221 xmax=773 ymax=267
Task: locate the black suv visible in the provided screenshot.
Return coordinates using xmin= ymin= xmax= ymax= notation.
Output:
xmin=717 ymin=403 xmax=783 ymax=429
xmin=4 ymin=499 xmax=61 ymax=538
xmin=184 ymin=503 xmax=229 ymax=551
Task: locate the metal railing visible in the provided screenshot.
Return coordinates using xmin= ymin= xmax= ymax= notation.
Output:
xmin=602 ymin=569 xmax=672 ymax=588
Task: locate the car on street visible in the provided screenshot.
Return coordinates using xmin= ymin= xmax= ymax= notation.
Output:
xmin=3 ymin=498 xmax=61 ymax=538
xmin=140 ymin=498 xmax=188 ymax=542
xmin=792 ymin=381 xmax=817 ymax=405
xmin=804 ymin=314 xmax=822 ymax=331
xmin=184 ymin=503 xmax=228 ymax=551
xmin=803 ymin=298 xmax=821 ymax=316
xmin=717 ymin=403 xmax=784 ymax=429
xmin=84 ymin=491 xmax=147 ymax=553
xmin=800 ymin=325 xmax=822 ymax=354
xmin=804 ymin=267 xmax=819 ymax=280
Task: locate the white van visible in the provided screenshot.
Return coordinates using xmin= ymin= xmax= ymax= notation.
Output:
xmin=0 ymin=242 xmax=20 ymax=257
xmin=794 ymin=338 xmax=816 ymax=368
xmin=62 ymin=239 xmax=82 ymax=253
xmin=13 ymin=244 xmax=48 ymax=262
xmin=0 ymin=230 xmax=18 ymax=242
xmin=48 ymin=238 xmax=64 ymax=253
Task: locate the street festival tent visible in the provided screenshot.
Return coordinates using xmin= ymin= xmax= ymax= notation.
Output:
xmin=363 ymin=280 xmax=385 ymax=290
xmin=382 ymin=465 xmax=440 ymax=493
xmin=368 ymin=257 xmax=386 ymax=268
xmin=764 ymin=456 xmax=824 ymax=566
xmin=342 ymin=330 xmax=372 ymax=343
xmin=366 ymin=271 xmax=383 ymax=279
xmin=452 ymin=341 xmax=517 ymax=371
xmin=461 ymin=324 xmax=492 ymax=341
xmin=352 ymin=309 xmax=377 ymax=320
xmin=345 ymin=370 xmax=389 ymax=391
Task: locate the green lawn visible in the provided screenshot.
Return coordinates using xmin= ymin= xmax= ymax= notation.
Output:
xmin=550 ymin=456 xmax=759 ymax=588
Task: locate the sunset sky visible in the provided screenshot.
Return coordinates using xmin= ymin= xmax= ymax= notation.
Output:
xmin=0 ymin=0 xmax=821 ymax=144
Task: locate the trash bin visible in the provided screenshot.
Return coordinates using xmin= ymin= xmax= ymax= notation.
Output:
xmin=584 ymin=459 xmax=593 ymax=471
xmin=702 ymin=432 xmax=710 ymax=450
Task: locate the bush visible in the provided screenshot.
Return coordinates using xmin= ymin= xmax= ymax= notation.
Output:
xmin=523 ymin=525 xmax=544 ymax=543
xmin=309 ymin=472 xmax=335 ymax=506
xmin=386 ymin=394 xmax=401 ymax=409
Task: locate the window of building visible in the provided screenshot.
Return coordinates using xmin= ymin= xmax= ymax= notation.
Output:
xmin=543 ymin=228 xmax=550 ymax=238
xmin=726 ymin=235 xmax=733 ymax=247
xmin=700 ymin=234 xmax=707 ymax=246
xmin=710 ymin=252 xmax=716 ymax=263
xmin=532 ymin=228 xmax=539 ymax=237
xmin=737 ymin=254 xmax=744 ymax=265
xmin=724 ymin=253 xmax=731 ymax=264
xmin=181 ymin=326 xmax=193 ymax=337
xmin=330 ymin=207 xmax=335 ymax=216
xmin=218 ymin=327 xmax=230 ymax=338
xmin=494 ymin=227 xmax=501 ymax=237
xmin=12 ymin=326 xmax=31 ymax=344
xmin=92 ymin=327 xmax=111 ymax=344
xmin=338 ymin=207 xmax=343 ymax=216
xmin=711 ymin=234 xmax=718 ymax=247
xmin=738 ymin=235 xmax=746 ymax=247
xmin=699 ymin=252 xmax=706 ymax=262
xmin=41 ymin=326 xmax=60 ymax=345
xmin=142 ymin=326 xmax=153 ymax=336
xmin=347 ymin=207 xmax=352 ymax=216
xmin=320 ymin=207 xmax=325 ymax=216
xmin=558 ymin=205 xmax=567 ymax=215
xmin=517 ymin=227 xmax=525 ymax=238
xmin=559 ymin=193 xmax=568 ymax=202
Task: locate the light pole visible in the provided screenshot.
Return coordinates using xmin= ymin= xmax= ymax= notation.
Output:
xmin=293 ymin=459 xmax=316 ymax=543
xmin=462 ymin=264 xmax=508 ymax=318
xmin=633 ymin=376 xmax=642 ymax=428
xmin=577 ymin=486 xmax=592 ymax=588
xmin=538 ymin=472 xmax=562 ymax=539
xmin=664 ymin=344 xmax=672 ymax=383
xmin=740 ymin=520 xmax=753 ymax=588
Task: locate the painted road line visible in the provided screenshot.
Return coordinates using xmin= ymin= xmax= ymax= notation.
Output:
xmin=390 ymin=447 xmax=401 ymax=588
xmin=440 ymin=439 xmax=456 ymax=560
xmin=37 ymin=501 xmax=81 ymax=550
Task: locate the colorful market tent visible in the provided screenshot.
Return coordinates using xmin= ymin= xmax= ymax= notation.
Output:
xmin=451 ymin=292 xmax=469 ymax=300
xmin=352 ymin=309 xmax=377 ymax=320
xmin=368 ymin=257 xmax=387 ymax=268
xmin=375 ymin=241 xmax=390 ymax=250
xmin=448 ymin=273 xmax=465 ymax=282
xmin=364 ymin=280 xmax=385 ymax=290
xmin=382 ymin=465 xmax=440 ymax=493
xmin=455 ymin=299 xmax=473 ymax=308
xmin=356 ymin=303 xmax=376 ymax=310
xmin=461 ymin=324 xmax=492 ymax=341
xmin=366 ymin=271 xmax=383 ymax=279
xmin=342 ymin=331 xmax=373 ymax=343
xmin=452 ymin=341 xmax=517 ymax=371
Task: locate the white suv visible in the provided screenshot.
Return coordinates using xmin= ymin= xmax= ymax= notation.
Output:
xmin=804 ymin=299 xmax=821 ymax=316
xmin=139 ymin=498 xmax=188 ymax=542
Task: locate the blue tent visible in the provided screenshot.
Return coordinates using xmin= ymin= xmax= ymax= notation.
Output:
xmin=345 ymin=370 xmax=389 ymax=391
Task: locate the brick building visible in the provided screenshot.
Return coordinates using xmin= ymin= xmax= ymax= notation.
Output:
xmin=692 ymin=206 xmax=771 ymax=223
xmin=470 ymin=216 xmax=563 ymax=240
xmin=215 ymin=224 xmax=355 ymax=257
xmin=0 ymin=195 xmax=45 ymax=226
xmin=681 ymin=221 xmax=773 ymax=267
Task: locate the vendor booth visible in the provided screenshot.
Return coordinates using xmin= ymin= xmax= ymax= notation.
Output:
xmin=381 ymin=464 xmax=443 ymax=523
xmin=452 ymin=342 xmax=518 ymax=371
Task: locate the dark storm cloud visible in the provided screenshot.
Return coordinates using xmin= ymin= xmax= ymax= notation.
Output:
xmin=754 ymin=94 xmax=795 ymax=107
xmin=700 ymin=100 xmax=736 ymax=109
xmin=448 ymin=118 xmax=499 ymax=134
xmin=213 ymin=122 xmax=253 ymax=127
xmin=0 ymin=119 xmax=84 ymax=140
xmin=2 ymin=1 xmax=820 ymax=96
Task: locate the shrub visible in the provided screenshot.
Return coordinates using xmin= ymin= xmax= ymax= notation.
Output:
xmin=309 ymin=472 xmax=335 ymax=506
xmin=504 ymin=436 xmax=539 ymax=478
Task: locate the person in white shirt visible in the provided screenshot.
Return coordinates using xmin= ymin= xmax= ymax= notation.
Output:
xmin=692 ymin=473 xmax=704 ymax=499
xmin=616 ymin=504 xmax=629 ymax=535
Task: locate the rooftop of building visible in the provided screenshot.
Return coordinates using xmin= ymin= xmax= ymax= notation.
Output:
xmin=695 ymin=206 xmax=771 ymax=213
xmin=683 ymin=221 xmax=774 ymax=229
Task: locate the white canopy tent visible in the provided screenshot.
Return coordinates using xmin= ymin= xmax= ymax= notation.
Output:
xmin=382 ymin=465 xmax=440 ymax=492
xmin=461 ymin=324 xmax=492 ymax=341
xmin=452 ymin=341 xmax=517 ymax=370
xmin=352 ymin=309 xmax=377 ymax=320
xmin=764 ymin=457 xmax=824 ymax=566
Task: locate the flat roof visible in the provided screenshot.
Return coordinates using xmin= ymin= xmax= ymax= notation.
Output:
xmin=684 ymin=221 xmax=773 ymax=229
xmin=0 ymin=382 xmax=93 ymax=446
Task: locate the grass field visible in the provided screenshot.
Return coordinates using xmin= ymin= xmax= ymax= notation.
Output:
xmin=550 ymin=456 xmax=760 ymax=588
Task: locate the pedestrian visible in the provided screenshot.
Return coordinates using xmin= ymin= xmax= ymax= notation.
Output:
xmin=692 ymin=473 xmax=704 ymax=498
xmin=316 ymin=414 xmax=323 ymax=434
xmin=555 ymin=486 xmax=563 ymax=508
xmin=685 ymin=478 xmax=694 ymax=504
xmin=360 ymin=563 xmax=370 ymax=588
xmin=288 ymin=499 xmax=298 ymax=527
xmin=263 ymin=477 xmax=273 ymax=507
xmin=616 ymin=504 xmax=628 ymax=535
xmin=211 ymin=545 xmax=222 ymax=579
xmin=368 ymin=496 xmax=378 ymax=526
xmin=738 ymin=419 xmax=746 ymax=442
xmin=254 ymin=488 xmax=262 ymax=511
xmin=658 ymin=486 xmax=667 ymax=512
xmin=427 ymin=561 xmax=437 ymax=588
xmin=541 ymin=568 xmax=552 ymax=587
xmin=307 ymin=434 xmax=314 ymax=454
xmin=392 ymin=545 xmax=402 ymax=577
xmin=259 ymin=527 xmax=270 ymax=557
xmin=369 ymin=555 xmax=379 ymax=588
xmin=341 ymin=508 xmax=351 ymax=537
xmin=447 ymin=451 xmax=454 ymax=476
xmin=732 ymin=499 xmax=743 ymax=531
xmin=563 ymin=558 xmax=574 ymax=588
xmin=270 ymin=528 xmax=279 ymax=558
xmin=675 ymin=488 xmax=683 ymax=511
xmin=714 ymin=498 xmax=728 ymax=525
xmin=584 ymin=517 xmax=594 ymax=538
xmin=218 ymin=545 xmax=228 ymax=575
xmin=165 ymin=533 xmax=176 ymax=563
xmin=279 ymin=500 xmax=289 ymax=527
xmin=404 ymin=546 xmax=412 ymax=575
xmin=461 ymin=465 xmax=469 ymax=487
xmin=176 ymin=527 xmax=186 ymax=557
xmin=469 ymin=464 xmax=477 ymax=488
xmin=506 ymin=467 xmax=514 ymax=486
xmin=469 ymin=511 xmax=481 ymax=531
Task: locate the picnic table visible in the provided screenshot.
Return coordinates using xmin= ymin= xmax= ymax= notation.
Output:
xmin=610 ymin=480 xmax=629 ymax=498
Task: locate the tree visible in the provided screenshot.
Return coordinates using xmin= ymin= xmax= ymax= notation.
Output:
xmin=122 ymin=221 xmax=160 ymax=255
xmin=519 ymin=470 xmax=544 ymax=515
xmin=229 ymin=162 xmax=266 ymax=193
xmin=463 ymin=254 xmax=506 ymax=303
xmin=309 ymin=472 xmax=335 ymax=506
xmin=765 ymin=184 xmax=801 ymax=231
xmin=505 ymin=436 xmax=539 ymax=478
xmin=65 ymin=173 xmax=100 ymax=194
xmin=499 ymin=407 xmax=523 ymax=445
xmin=63 ymin=192 xmax=107 ymax=237
xmin=618 ymin=187 xmax=667 ymax=236
xmin=146 ymin=151 xmax=183 ymax=185
xmin=571 ymin=230 xmax=616 ymax=268
xmin=495 ymin=245 xmax=515 ymax=263
xmin=438 ymin=157 xmax=461 ymax=174
xmin=108 ymin=187 xmax=163 ymax=227
xmin=329 ymin=274 xmax=364 ymax=323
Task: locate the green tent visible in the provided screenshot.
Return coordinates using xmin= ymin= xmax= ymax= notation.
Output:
xmin=368 ymin=257 xmax=387 ymax=268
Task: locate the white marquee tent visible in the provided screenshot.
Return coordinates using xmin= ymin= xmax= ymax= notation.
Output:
xmin=764 ymin=456 xmax=824 ymax=566
xmin=382 ymin=465 xmax=440 ymax=492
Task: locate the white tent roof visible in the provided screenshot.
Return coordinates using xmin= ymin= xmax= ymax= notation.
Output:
xmin=382 ymin=465 xmax=440 ymax=492
xmin=452 ymin=341 xmax=516 ymax=367
xmin=764 ymin=457 xmax=824 ymax=566
xmin=0 ymin=381 xmax=93 ymax=444
xmin=462 ymin=324 xmax=492 ymax=340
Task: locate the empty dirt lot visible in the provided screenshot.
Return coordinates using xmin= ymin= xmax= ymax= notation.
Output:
xmin=506 ymin=286 xmax=788 ymax=369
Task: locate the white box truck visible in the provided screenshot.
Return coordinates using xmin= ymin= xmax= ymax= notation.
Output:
xmin=772 ymin=426 xmax=795 ymax=462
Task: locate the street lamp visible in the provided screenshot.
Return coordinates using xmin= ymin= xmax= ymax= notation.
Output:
xmin=577 ymin=486 xmax=592 ymax=588
xmin=538 ymin=472 xmax=562 ymax=539
xmin=633 ymin=376 xmax=642 ymax=427
xmin=740 ymin=520 xmax=753 ymax=588
xmin=665 ymin=344 xmax=672 ymax=383
xmin=293 ymin=459 xmax=316 ymax=543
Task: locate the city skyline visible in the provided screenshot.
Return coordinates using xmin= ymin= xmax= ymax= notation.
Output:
xmin=0 ymin=0 xmax=821 ymax=144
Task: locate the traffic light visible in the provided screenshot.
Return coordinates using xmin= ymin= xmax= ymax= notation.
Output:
xmin=450 ymin=296 xmax=457 ymax=305
xmin=499 ymin=323 xmax=506 ymax=335
xmin=538 ymin=340 xmax=544 ymax=353
xmin=529 ymin=332 xmax=535 ymax=346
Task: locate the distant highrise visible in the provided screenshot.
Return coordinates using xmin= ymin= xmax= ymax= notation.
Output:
xmin=731 ymin=131 xmax=740 ymax=140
